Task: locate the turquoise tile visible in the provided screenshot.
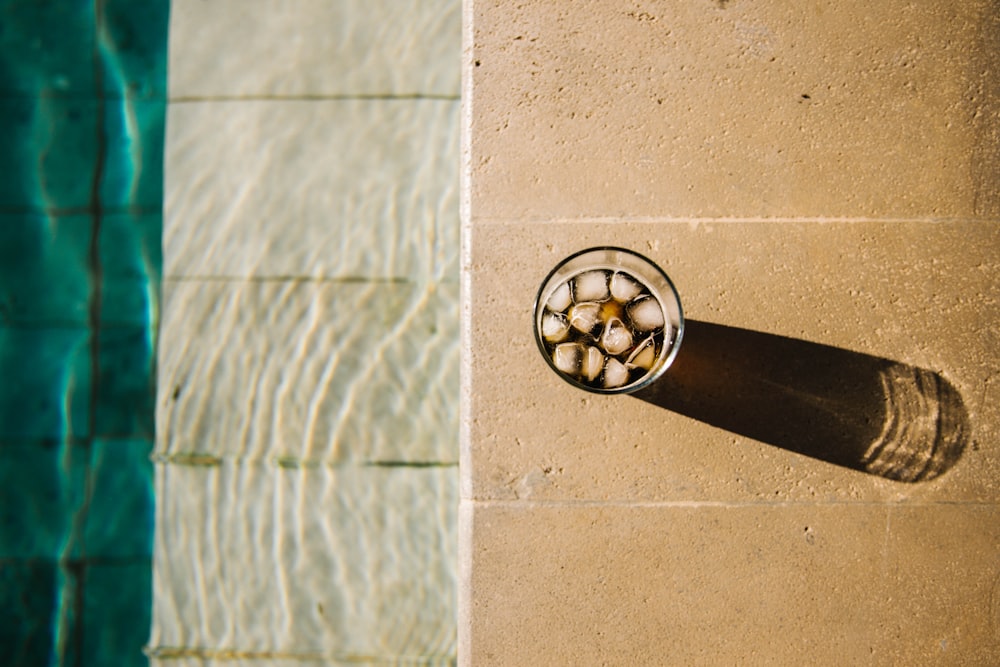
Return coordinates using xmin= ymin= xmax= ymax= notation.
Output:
xmin=0 ymin=560 xmax=79 ymax=667
xmin=0 ymin=442 xmax=88 ymax=559
xmin=82 ymin=562 xmax=152 ymax=667
xmin=0 ymin=213 xmax=92 ymax=326
xmin=0 ymin=98 xmax=46 ymax=208
xmin=100 ymin=212 xmax=161 ymax=327
xmin=0 ymin=211 xmax=162 ymax=328
xmin=84 ymin=439 xmax=154 ymax=559
xmin=0 ymin=326 xmax=91 ymax=440
xmin=0 ymin=2 xmax=164 ymax=666
xmin=0 ymin=98 xmax=99 ymax=211
xmin=95 ymin=327 xmax=154 ymax=439
xmin=100 ymin=0 xmax=170 ymax=100
xmin=0 ymin=0 xmax=96 ymax=96
xmin=100 ymin=99 xmax=166 ymax=211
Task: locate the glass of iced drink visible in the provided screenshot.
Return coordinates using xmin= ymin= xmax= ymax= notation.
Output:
xmin=533 ymin=247 xmax=683 ymax=394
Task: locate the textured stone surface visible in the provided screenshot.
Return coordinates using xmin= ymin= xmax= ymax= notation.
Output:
xmin=151 ymin=462 xmax=458 ymax=659
xmin=464 ymin=502 xmax=1000 ymax=666
xmin=158 ymin=279 xmax=459 ymax=464
xmin=464 ymin=221 xmax=1000 ymax=503
xmin=164 ymin=99 xmax=460 ymax=281
xmin=462 ymin=0 xmax=1000 ymax=664
xmin=168 ymin=0 xmax=461 ymax=99
xmin=468 ymin=0 xmax=1000 ymax=221
xmin=157 ymin=0 xmax=462 ymax=662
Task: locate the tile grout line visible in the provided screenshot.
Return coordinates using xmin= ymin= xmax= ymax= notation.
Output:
xmin=0 ymin=555 xmax=152 ymax=567
xmin=168 ymin=93 xmax=460 ymax=103
xmin=64 ymin=558 xmax=87 ymax=666
xmin=69 ymin=0 xmax=109 ymax=660
xmin=149 ymin=453 xmax=459 ymax=469
xmin=144 ymin=646 xmax=456 ymax=663
xmin=0 ymin=204 xmax=161 ymax=217
xmin=0 ymin=321 xmax=153 ymax=331
xmin=160 ymin=275 xmax=461 ymax=286
xmin=0 ymin=92 xmax=167 ymax=102
xmin=85 ymin=0 xmax=109 ymax=447
xmin=0 ymin=434 xmax=154 ymax=446
xmin=161 ymin=275 xmax=416 ymax=284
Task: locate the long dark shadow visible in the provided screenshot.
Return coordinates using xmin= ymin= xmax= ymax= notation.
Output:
xmin=633 ymin=320 xmax=969 ymax=482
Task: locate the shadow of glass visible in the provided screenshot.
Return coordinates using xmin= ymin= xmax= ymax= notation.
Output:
xmin=633 ymin=320 xmax=969 ymax=482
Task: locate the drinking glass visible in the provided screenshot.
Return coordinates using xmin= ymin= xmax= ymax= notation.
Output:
xmin=533 ymin=247 xmax=684 ymax=394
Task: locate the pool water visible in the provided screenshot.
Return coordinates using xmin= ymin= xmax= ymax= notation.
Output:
xmin=0 ymin=1 xmax=168 ymax=664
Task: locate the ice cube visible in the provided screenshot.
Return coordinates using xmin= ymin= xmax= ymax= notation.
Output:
xmin=627 ymin=296 xmax=665 ymax=332
xmin=546 ymin=281 xmax=572 ymax=312
xmin=573 ymin=270 xmax=610 ymax=302
xmin=603 ymin=357 xmax=629 ymax=388
xmin=541 ymin=312 xmax=570 ymax=342
xmin=552 ymin=343 xmax=583 ymax=375
xmin=610 ymin=272 xmax=642 ymax=302
xmin=581 ymin=346 xmax=604 ymax=382
xmin=600 ymin=317 xmax=633 ymax=355
xmin=568 ymin=302 xmax=602 ymax=335
xmin=626 ymin=336 xmax=657 ymax=370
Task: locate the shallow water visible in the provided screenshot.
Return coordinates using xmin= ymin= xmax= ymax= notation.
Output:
xmin=0 ymin=1 xmax=168 ymax=664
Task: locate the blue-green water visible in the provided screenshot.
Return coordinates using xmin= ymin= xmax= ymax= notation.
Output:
xmin=0 ymin=1 xmax=167 ymax=664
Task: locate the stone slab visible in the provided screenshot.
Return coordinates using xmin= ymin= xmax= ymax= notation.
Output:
xmin=461 ymin=501 xmax=1000 ymax=666
xmin=169 ymin=0 xmax=461 ymax=98
xmin=164 ymin=99 xmax=459 ymax=281
xmin=151 ymin=462 xmax=457 ymax=659
xmin=158 ymin=279 xmax=458 ymax=465
xmin=463 ymin=221 xmax=1000 ymax=503
xmin=467 ymin=0 xmax=1000 ymax=221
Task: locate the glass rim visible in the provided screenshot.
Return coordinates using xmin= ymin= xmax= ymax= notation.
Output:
xmin=532 ymin=246 xmax=685 ymax=395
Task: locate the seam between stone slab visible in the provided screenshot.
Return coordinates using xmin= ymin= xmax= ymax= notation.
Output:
xmin=457 ymin=500 xmax=473 ymax=666
xmin=169 ymin=93 xmax=460 ymax=103
xmin=468 ymin=216 xmax=1000 ymax=224
xmin=464 ymin=499 xmax=1000 ymax=508
xmin=459 ymin=0 xmax=475 ymax=506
